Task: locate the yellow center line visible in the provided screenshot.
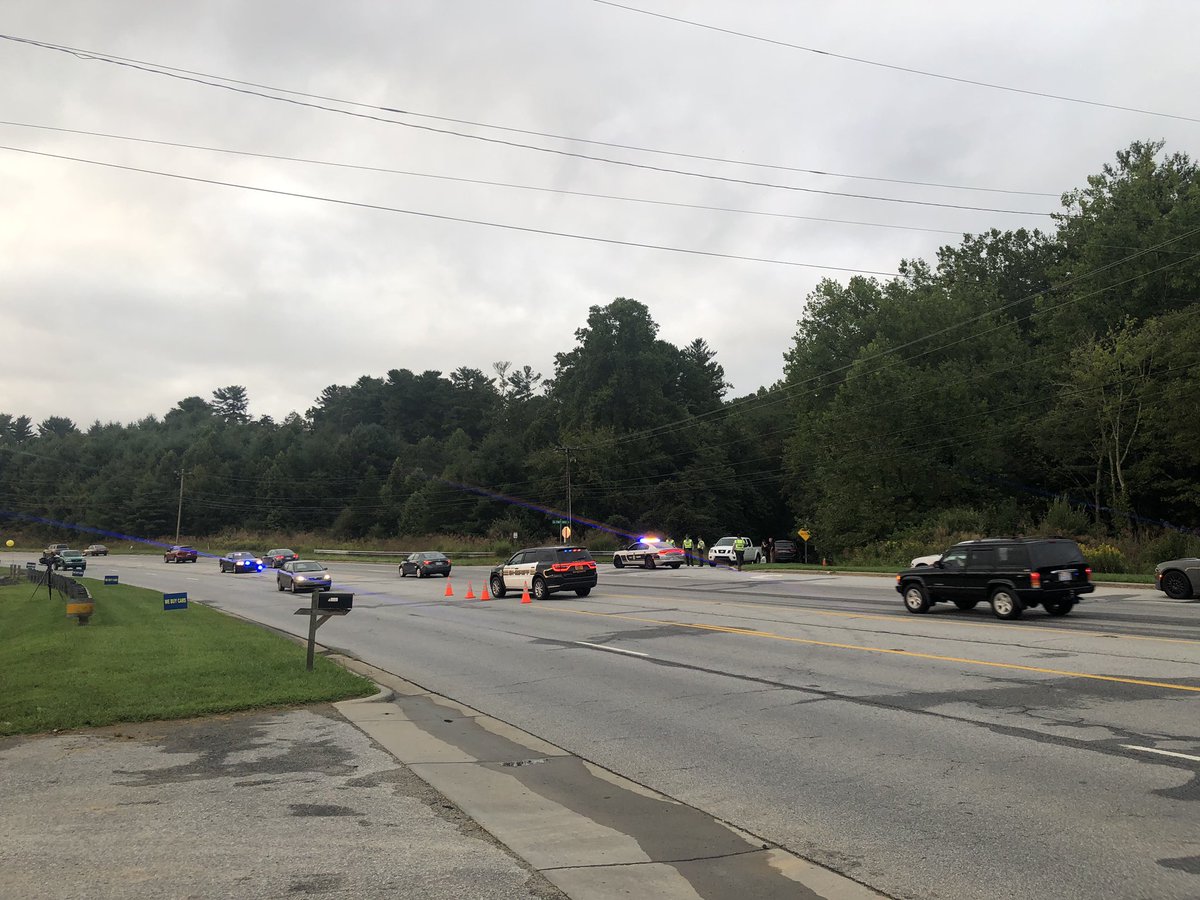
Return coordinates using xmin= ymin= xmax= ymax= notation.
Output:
xmin=541 ymin=605 xmax=1200 ymax=694
xmin=601 ymin=591 xmax=1200 ymax=647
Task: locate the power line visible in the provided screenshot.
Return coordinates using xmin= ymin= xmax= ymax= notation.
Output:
xmin=0 ymin=143 xmax=907 ymax=278
xmin=0 ymin=120 xmax=981 ymax=238
xmin=590 ymin=1 xmax=1200 ymax=125
xmin=0 ymin=33 xmax=1060 ymax=199
xmin=0 ymin=33 xmax=1054 ymax=216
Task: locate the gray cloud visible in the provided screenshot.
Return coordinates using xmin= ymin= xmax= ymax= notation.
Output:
xmin=2 ymin=0 xmax=1196 ymax=426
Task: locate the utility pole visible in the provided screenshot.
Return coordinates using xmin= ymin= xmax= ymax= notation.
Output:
xmin=556 ymin=446 xmax=576 ymax=543
xmin=175 ymin=469 xmax=185 ymax=545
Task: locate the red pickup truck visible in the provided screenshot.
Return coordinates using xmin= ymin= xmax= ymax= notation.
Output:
xmin=164 ymin=545 xmax=199 ymax=563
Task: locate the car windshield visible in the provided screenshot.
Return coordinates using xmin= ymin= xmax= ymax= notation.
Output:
xmin=646 ymin=541 xmax=673 ymax=551
xmin=61 ymin=551 xmax=82 ymax=558
xmin=230 ymin=552 xmax=253 ymax=559
xmin=293 ymin=561 xmax=325 ymax=572
xmin=714 ymin=537 xmax=735 ymax=547
xmin=422 ymin=552 xmax=448 ymax=560
xmin=270 ymin=549 xmax=295 ymax=555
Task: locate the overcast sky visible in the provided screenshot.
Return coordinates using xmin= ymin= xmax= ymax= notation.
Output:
xmin=2 ymin=0 xmax=1197 ymax=428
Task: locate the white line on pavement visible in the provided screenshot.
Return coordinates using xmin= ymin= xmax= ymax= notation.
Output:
xmin=1121 ymin=745 xmax=1200 ymax=763
xmin=573 ymin=641 xmax=649 ymax=658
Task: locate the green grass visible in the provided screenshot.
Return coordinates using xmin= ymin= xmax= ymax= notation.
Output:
xmin=0 ymin=581 xmax=376 ymax=737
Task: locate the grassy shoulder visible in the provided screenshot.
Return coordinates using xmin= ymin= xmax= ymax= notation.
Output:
xmin=0 ymin=581 xmax=376 ymax=737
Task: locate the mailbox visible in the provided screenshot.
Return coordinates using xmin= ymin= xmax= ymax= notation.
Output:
xmin=316 ymin=591 xmax=353 ymax=611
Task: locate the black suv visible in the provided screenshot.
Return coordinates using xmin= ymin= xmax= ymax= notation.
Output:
xmin=773 ymin=539 xmax=799 ymax=563
xmin=489 ymin=546 xmax=598 ymax=600
xmin=896 ymin=538 xmax=1093 ymax=620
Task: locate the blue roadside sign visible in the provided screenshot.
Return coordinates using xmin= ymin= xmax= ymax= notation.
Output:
xmin=163 ymin=591 xmax=188 ymax=610
xmin=104 ymin=574 xmax=119 ymax=585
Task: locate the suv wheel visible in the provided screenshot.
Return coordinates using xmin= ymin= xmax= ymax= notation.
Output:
xmin=902 ymin=583 xmax=930 ymax=614
xmin=1043 ymin=598 xmax=1074 ymax=616
xmin=953 ymin=599 xmax=978 ymax=611
xmin=532 ymin=577 xmax=549 ymax=601
xmin=575 ymin=587 xmax=591 ymax=597
xmin=989 ymin=588 xmax=1023 ymax=620
xmin=646 ymin=556 xmax=656 ymax=570
xmin=489 ymin=574 xmax=507 ymax=599
xmin=614 ymin=556 xmax=624 ymax=568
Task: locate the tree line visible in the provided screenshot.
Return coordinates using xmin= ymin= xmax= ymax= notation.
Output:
xmin=1 ymin=142 xmax=1197 ymax=563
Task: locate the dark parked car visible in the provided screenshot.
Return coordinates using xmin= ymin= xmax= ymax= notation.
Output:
xmin=400 ymin=551 xmax=452 ymax=578
xmin=53 ymin=549 xmax=87 ymax=572
xmin=84 ymin=544 xmax=109 ymax=556
xmin=489 ymin=546 xmax=597 ymax=600
xmin=276 ymin=560 xmax=332 ymax=593
xmin=896 ymin=538 xmax=1093 ymax=620
xmin=219 ymin=551 xmax=263 ymax=573
xmin=772 ymin=539 xmax=799 ymax=562
xmin=1155 ymin=557 xmax=1200 ymax=599
xmin=164 ymin=545 xmax=199 ymax=563
xmin=263 ymin=548 xmax=299 ymax=569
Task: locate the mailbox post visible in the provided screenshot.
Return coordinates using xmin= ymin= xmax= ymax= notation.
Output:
xmin=294 ymin=591 xmax=353 ymax=671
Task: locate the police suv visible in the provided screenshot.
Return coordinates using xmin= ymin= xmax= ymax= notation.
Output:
xmin=489 ymin=546 xmax=598 ymax=600
xmin=613 ymin=538 xmax=685 ymax=569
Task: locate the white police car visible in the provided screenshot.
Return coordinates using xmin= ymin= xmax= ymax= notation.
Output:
xmin=613 ymin=538 xmax=686 ymax=569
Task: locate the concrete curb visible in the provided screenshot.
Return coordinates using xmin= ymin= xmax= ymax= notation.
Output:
xmin=330 ymin=657 xmax=888 ymax=900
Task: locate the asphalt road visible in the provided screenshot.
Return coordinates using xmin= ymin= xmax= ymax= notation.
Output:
xmin=15 ymin=552 xmax=1199 ymax=900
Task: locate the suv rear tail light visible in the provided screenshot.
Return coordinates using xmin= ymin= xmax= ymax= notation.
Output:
xmin=1085 ymin=567 xmax=1092 ymax=581
xmin=551 ymin=560 xmax=597 ymax=572
xmin=1030 ymin=571 xmax=1041 ymax=588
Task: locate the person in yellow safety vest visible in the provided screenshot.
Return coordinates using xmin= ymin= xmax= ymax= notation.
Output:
xmin=682 ymin=535 xmax=694 ymax=566
xmin=697 ymin=536 xmax=707 ymax=567
xmin=733 ymin=536 xmax=748 ymax=571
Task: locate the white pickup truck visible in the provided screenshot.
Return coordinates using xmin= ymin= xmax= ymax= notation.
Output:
xmin=707 ymin=536 xmax=762 ymax=566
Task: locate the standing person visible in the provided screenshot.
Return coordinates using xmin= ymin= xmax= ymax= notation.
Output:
xmin=733 ymin=536 xmax=747 ymax=571
xmin=697 ymin=536 xmax=707 ymax=567
xmin=682 ymin=535 xmax=694 ymax=566
xmin=761 ymin=538 xmax=770 ymax=564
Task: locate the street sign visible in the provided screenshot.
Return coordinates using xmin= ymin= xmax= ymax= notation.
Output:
xmin=551 ymin=518 xmax=569 ymax=525
xmin=163 ymin=591 xmax=188 ymax=611
xmin=798 ymin=529 xmax=811 ymax=542
xmin=104 ymin=574 xmax=119 ymax=585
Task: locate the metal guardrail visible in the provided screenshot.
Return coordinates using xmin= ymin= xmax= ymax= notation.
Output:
xmin=313 ymin=549 xmax=496 ymax=557
xmin=314 ymin=548 xmax=616 ymax=559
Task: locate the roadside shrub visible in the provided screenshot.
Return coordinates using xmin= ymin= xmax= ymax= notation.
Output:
xmin=1079 ymin=542 xmax=1127 ymax=574
xmin=585 ymin=530 xmax=621 ymax=552
xmin=1036 ymin=496 xmax=1090 ymax=538
xmin=1134 ymin=530 xmax=1200 ymax=571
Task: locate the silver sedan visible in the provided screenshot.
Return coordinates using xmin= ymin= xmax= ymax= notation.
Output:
xmin=1155 ymin=557 xmax=1200 ymax=599
xmin=276 ymin=560 xmax=332 ymax=593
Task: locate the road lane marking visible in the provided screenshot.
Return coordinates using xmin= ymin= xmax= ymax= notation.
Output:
xmin=546 ymin=607 xmax=1200 ymax=694
xmin=573 ymin=641 xmax=649 ymax=658
xmin=1121 ymin=745 xmax=1200 ymax=762
xmin=593 ymin=591 xmax=1200 ymax=647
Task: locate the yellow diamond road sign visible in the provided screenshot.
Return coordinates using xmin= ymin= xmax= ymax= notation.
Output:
xmin=798 ymin=529 xmax=811 ymax=541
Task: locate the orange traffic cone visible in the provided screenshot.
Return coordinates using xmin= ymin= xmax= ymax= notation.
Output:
xmin=465 ymin=581 xmax=476 ymax=599
xmin=520 ymin=581 xmax=532 ymax=604
xmin=444 ymin=579 xmax=454 ymax=597
xmin=480 ymin=583 xmax=490 ymax=601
